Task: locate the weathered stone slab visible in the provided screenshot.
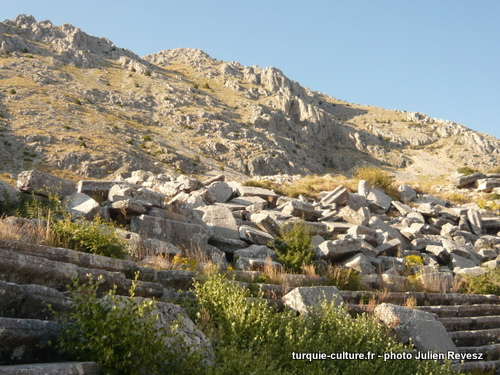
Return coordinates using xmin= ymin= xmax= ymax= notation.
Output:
xmin=190 ymin=188 xmax=216 ymax=205
xmin=400 ymin=223 xmax=426 ymax=241
xmin=347 ymin=225 xmax=376 ymax=237
xmin=376 ymin=239 xmax=401 ymax=257
xmin=0 ymin=180 xmax=19 ymax=204
xmin=230 ymin=196 xmax=267 ymax=208
xmin=130 ymin=215 xmax=209 ymax=251
xmin=115 ymin=229 xmax=181 ymax=259
xmin=367 ymin=187 xmax=392 ymax=213
xmin=346 ymin=193 xmax=368 ymax=210
xmin=476 ymin=178 xmax=500 ymax=192
xmin=320 ymin=186 xmax=349 ymax=206
xmin=341 ymin=253 xmax=375 ymax=274
xmin=234 ymin=245 xmax=277 ymax=260
xmin=156 ymin=270 xmax=196 ymax=290
xmin=0 ymin=239 xmax=138 ymax=277
xmin=0 ymin=281 xmax=25 ymax=318
xmin=374 ymin=303 xmax=457 ymax=354
xmin=415 ymin=203 xmax=441 ymax=217
xmin=176 ymin=175 xmax=203 ymax=193
xmin=202 ymin=174 xmax=225 ymax=185
xmin=17 ymin=170 xmax=76 ymax=198
xmin=198 ymin=206 xmax=240 ymax=240
xmin=249 ymin=213 xmax=281 ymax=237
xmin=109 ymin=185 xmax=166 ymax=209
xmin=0 ymin=317 xmax=61 ymax=365
xmin=368 ymin=216 xmax=409 ymax=247
xmin=110 ymin=198 xmax=148 ymax=216
xmin=316 ymin=238 xmax=361 ymax=261
xmin=339 ymin=206 xmax=370 ymax=226
xmin=0 ymin=362 xmax=102 ymax=375
xmin=236 ymin=185 xmax=278 ymax=204
xmin=391 ymin=200 xmax=413 ymax=216
xmin=323 ymin=222 xmax=354 ymax=234
xmin=482 ymin=217 xmax=500 ymax=230
xmin=425 ymin=244 xmax=450 ymax=264
xmin=282 ymin=286 xmax=344 ymax=315
xmin=239 ymin=225 xmax=274 ymax=245
xmin=235 ymin=257 xmax=282 ymax=271
xmin=357 ymin=180 xmax=371 ymax=197
xmin=208 ymin=234 xmax=249 ymax=253
xmin=456 ymin=172 xmax=485 ymax=187
xmin=207 ymin=181 xmax=233 ymax=203
xmin=63 ymin=192 xmax=101 ymax=220
xmin=398 ymin=184 xmax=417 ymax=202
xmin=450 ymin=253 xmax=478 ymax=269
xmin=281 ymin=200 xmax=321 ymax=221
xmin=467 ymin=209 xmax=483 ymax=236
xmin=78 ymin=180 xmax=127 ymax=203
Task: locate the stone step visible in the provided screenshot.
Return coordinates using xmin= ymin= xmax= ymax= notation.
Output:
xmin=340 ymin=290 xmax=500 ymax=306
xmin=0 ymin=281 xmax=72 ymax=320
xmin=449 ymin=328 xmax=500 ymax=347
xmin=451 ymin=359 xmax=500 ymax=375
xmin=439 ymin=315 xmax=500 ymax=332
xmin=0 ymin=239 xmax=138 ymax=278
xmin=0 ymin=248 xmax=164 ymax=299
xmin=417 ymin=304 xmax=500 ymax=317
xmin=0 ymin=362 xmax=101 ymax=374
xmin=0 ymin=318 xmax=61 ymax=365
xmin=458 ymin=344 xmax=500 ymax=361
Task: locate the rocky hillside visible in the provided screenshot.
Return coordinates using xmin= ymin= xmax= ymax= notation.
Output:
xmin=1 ymin=14 xmax=499 ymax=182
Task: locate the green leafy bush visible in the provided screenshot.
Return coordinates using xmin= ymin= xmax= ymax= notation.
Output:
xmin=55 ymin=274 xmax=196 ymax=375
xmin=462 ymin=269 xmax=500 ymax=295
xmin=457 ymin=166 xmax=479 ymax=176
xmin=194 ymin=271 xmax=453 ymax=375
xmin=271 ymin=220 xmax=314 ymax=273
xmin=51 ymin=217 xmax=127 ymax=259
xmin=322 ymin=265 xmax=361 ymax=290
xmin=354 ymin=167 xmax=394 ymax=190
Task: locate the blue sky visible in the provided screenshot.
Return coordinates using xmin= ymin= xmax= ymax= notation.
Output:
xmin=3 ymin=1 xmax=500 ymax=139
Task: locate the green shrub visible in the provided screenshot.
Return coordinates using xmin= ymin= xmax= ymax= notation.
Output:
xmin=9 ymin=89 xmax=16 ymax=95
xmin=354 ymin=167 xmax=394 ymax=190
xmin=322 ymin=265 xmax=361 ymax=290
xmin=271 ymin=220 xmax=314 ymax=273
xmin=462 ymin=269 xmax=500 ymax=295
xmin=16 ymin=193 xmax=64 ymax=221
xmin=144 ymin=70 xmax=151 ymax=77
xmin=457 ymin=166 xmax=479 ymax=176
xmin=51 ymin=217 xmax=127 ymax=259
xmin=404 ymin=255 xmax=425 ymax=275
xmin=194 ymin=271 xmax=454 ymax=375
xmin=55 ymin=274 xmax=197 ymax=375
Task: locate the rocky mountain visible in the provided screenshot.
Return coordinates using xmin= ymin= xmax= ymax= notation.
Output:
xmin=1 ymin=14 xmax=499 ymax=182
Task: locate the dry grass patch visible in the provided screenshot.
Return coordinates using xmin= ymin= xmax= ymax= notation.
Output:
xmin=276 ymin=174 xmax=356 ymax=199
xmin=0 ymin=217 xmax=50 ymax=245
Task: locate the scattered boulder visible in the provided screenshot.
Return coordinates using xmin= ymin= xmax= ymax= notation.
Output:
xmin=17 ymin=170 xmax=76 ymax=198
xmin=282 ymin=286 xmax=344 ymax=315
xmin=374 ymin=303 xmax=457 ymax=354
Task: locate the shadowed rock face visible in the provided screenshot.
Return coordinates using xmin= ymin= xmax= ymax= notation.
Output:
xmin=0 ymin=15 xmax=499 ymax=180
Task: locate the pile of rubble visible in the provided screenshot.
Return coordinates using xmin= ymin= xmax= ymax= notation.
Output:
xmin=2 ymin=169 xmax=499 ymax=293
